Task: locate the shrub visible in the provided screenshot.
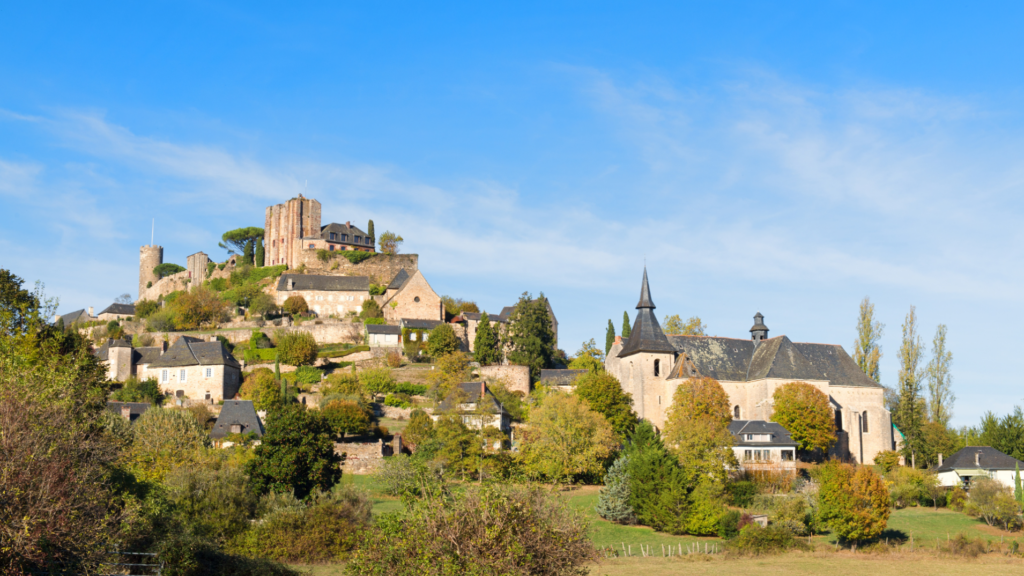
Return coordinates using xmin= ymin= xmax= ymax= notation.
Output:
xmin=208 ymin=277 xmax=229 ymax=292
xmin=359 ymin=367 xmax=397 ymax=396
xmin=283 ymin=295 xmax=309 ymax=316
xmin=239 ymin=368 xmax=281 ymax=411
xmin=135 ymin=299 xmax=160 ymax=318
xmin=685 ymin=481 xmax=727 ymax=536
xmin=129 ymin=407 xmax=212 ymax=482
xmin=293 ymin=366 xmax=324 ymax=385
xmin=346 ymin=484 xmax=595 ymax=576
xmin=244 ymin=347 xmax=279 ymax=364
xmin=148 ymin=308 xmax=178 ymax=332
xmin=948 ymin=485 xmax=968 ymax=511
xmin=369 ymin=283 xmax=386 ymax=296
xmin=363 ymin=317 xmax=386 ymax=325
xmin=384 ymin=394 xmax=411 ymax=408
xmin=373 ymin=455 xmax=432 ymax=496
xmin=718 ymin=509 xmax=742 ymax=539
xmin=874 ymin=450 xmax=901 ymax=473
xmin=727 ymin=524 xmax=809 ymax=555
xmin=250 ymin=292 xmax=277 ymax=318
xmin=403 ymin=341 xmax=422 ymax=361
xmin=813 ymin=460 xmax=890 ymax=544
xmin=727 ymin=480 xmax=757 ymax=507
xmin=172 ymin=286 xmax=229 ymax=330
xmin=275 ymin=331 xmax=319 ymax=366
xmin=111 ymin=377 xmax=164 ymax=405
xmin=164 ymin=453 xmax=259 ymax=546
xmin=964 ymin=477 xmax=1022 ymax=530
xmin=360 ymin=299 xmax=383 ymax=319
xmin=342 ymin=250 xmax=374 ymax=264
xmin=427 ymin=324 xmax=461 ymax=358
xmin=887 ymin=466 xmax=935 ymax=509
xmin=385 ymin=350 xmax=402 ymax=368
xmin=323 ymin=372 xmax=363 ymax=397
xmin=321 ymin=400 xmax=373 ymax=437
xmin=403 ymin=409 xmax=434 ymax=447
xmin=946 ymin=533 xmax=987 ymax=557
xmin=394 ymin=382 xmax=428 ymax=396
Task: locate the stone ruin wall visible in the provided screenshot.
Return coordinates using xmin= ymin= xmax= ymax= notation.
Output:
xmin=477 ymin=364 xmax=531 ymax=396
xmin=294 ymin=252 xmax=419 ymax=286
xmin=265 ymin=196 xmax=321 ymax=269
xmin=139 ymin=245 xmax=163 ymax=298
xmin=335 ymin=436 xmax=404 ymax=474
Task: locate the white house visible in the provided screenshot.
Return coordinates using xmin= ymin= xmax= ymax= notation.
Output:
xmin=367 ymin=324 xmax=402 ymax=347
xmin=728 ymin=420 xmax=798 ymax=470
xmin=936 ymin=446 xmax=1024 ymax=490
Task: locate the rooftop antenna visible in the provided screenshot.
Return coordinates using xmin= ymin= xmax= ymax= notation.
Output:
xmin=151 ymin=218 xmax=155 ymax=246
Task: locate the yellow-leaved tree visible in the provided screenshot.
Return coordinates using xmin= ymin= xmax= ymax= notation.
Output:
xmin=662 ymin=376 xmax=736 ymax=487
xmin=519 ymin=393 xmax=617 ymax=484
xmin=770 ymin=381 xmax=836 ymax=453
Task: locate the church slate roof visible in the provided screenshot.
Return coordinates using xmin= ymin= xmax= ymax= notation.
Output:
xmin=210 ymin=400 xmax=264 ymax=440
xmin=59 ymin=309 xmax=90 ymax=325
xmin=936 ymin=446 xmax=1024 ymax=472
xmin=99 ymin=303 xmax=136 ymax=316
xmin=276 ymin=274 xmax=370 ymax=292
xmin=618 ymin=268 xmax=676 ymax=358
xmin=149 ymin=336 xmax=241 ymax=369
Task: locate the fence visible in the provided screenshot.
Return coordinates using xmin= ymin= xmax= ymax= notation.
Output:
xmin=599 ymin=541 xmax=721 ymax=558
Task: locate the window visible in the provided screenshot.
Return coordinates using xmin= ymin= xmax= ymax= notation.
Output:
xmin=734 ymin=405 xmax=740 ymax=418
xmin=423 ymin=333 xmax=429 ymax=341
xmin=366 ymin=237 xmax=372 ymax=245
xmin=161 ymin=369 xmax=169 ymax=383
xmin=355 ymin=236 xmax=362 ymax=243
xmin=205 ymin=391 xmax=211 ymax=400
xmin=231 ymin=424 xmax=242 ymax=434
xmin=414 ymin=296 xmax=420 ymax=302
xmin=781 ymin=450 xmax=794 ymax=461
xmin=835 ymin=409 xmax=843 ymax=431
xmin=205 ymin=368 xmax=212 ymax=378
xmin=329 ymin=245 xmax=335 ymax=251
xmin=754 ymin=450 xmax=763 ymax=461
xmin=341 ymin=234 xmax=348 ymax=241
xmin=410 ymin=332 xmax=418 ymax=341
xmin=330 ymin=232 xmax=337 ymax=241
xmin=653 ymin=359 xmax=660 ymax=377
xmin=273 ymin=239 xmax=276 ymax=247
xmin=744 ymin=450 xmax=752 ymax=462
xmin=862 ymin=411 xmax=869 ymax=433
xmin=308 ymin=243 xmax=315 ymax=249
xmin=179 ymin=369 xmax=187 ymax=382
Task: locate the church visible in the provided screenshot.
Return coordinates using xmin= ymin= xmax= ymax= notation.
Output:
xmin=604 ymin=269 xmax=895 ymax=465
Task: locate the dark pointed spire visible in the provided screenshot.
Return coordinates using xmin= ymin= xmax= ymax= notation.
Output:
xmin=636 ymin=266 xmax=655 ymax=309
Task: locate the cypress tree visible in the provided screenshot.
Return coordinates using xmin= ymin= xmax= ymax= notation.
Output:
xmin=274 ymin=356 xmax=281 ymax=382
xmin=254 ymin=237 xmax=265 ymax=268
xmin=621 ymin=311 xmax=632 ymax=339
xmin=367 ymin=219 xmax=375 ymax=245
xmin=473 ymin=312 xmax=500 ymax=366
xmin=596 ymin=454 xmax=636 ymax=524
xmin=605 ymin=319 xmax=616 ymax=354
xmin=1016 ymin=463 xmax=1022 ymax=505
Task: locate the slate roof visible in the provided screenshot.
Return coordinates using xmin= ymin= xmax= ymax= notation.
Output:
xmin=59 ymin=309 xmax=91 ymax=325
xmin=134 ymin=346 xmax=165 ymax=366
xmin=105 ymin=401 xmax=151 ymax=422
xmin=539 ymin=369 xmax=588 ymax=386
xmin=99 ymin=303 xmax=136 ymax=316
xmin=618 ymin=268 xmax=676 ymax=357
xmin=210 ymin=400 xmax=264 ymax=439
xmin=148 ymin=336 xmax=241 ymax=369
xmin=461 ymin=312 xmax=508 ymax=323
xmin=401 ymin=318 xmax=442 ymax=330
xmin=276 ymin=274 xmax=370 ymax=292
xmin=437 ymin=382 xmax=506 ymax=414
xmin=94 ymin=338 xmax=133 ymax=361
xmin=936 ymin=446 xmax=1024 ymax=472
xmin=387 ymin=269 xmax=411 ymax=290
xmin=321 ymin=222 xmax=372 ymax=245
xmin=729 ymin=420 xmax=796 ymax=447
xmin=366 ymin=324 xmax=402 ymax=335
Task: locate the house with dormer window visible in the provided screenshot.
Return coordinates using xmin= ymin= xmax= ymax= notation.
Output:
xmin=728 ymin=420 xmax=797 ymax=469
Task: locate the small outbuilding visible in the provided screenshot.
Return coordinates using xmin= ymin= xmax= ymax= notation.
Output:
xmin=367 ymin=324 xmax=402 ymax=347
xmin=936 ymin=446 xmax=1024 ymax=490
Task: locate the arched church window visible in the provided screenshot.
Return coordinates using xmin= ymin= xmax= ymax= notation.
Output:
xmin=861 ymin=411 xmax=869 ymax=433
xmin=734 ymin=405 xmax=740 ymax=419
xmin=653 ymin=359 xmax=660 ymax=377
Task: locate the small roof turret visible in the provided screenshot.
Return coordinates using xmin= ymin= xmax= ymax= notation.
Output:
xmin=750 ymin=312 xmax=769 ymax=345
xmin=618 ymin=268 xmax=676 ymax=358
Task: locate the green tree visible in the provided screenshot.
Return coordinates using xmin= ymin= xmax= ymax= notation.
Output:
xmin=605 ymin=319 xmax=615 ymax=354
xmin=170 ymin=286 xmax=227 ymax=330
xmin=240 ymin=368 xmax=282 ymax=411
xmin=662 ymin=376 xmax=736 ymax=487
xmin=431 ymin=414 xmax=482 ymax=480
xmin=895 ymin=306 xmax=926 ymax=467
xmin=503 ymin=293 xmax=556 ymax=381
xmin=1016 ymin=463 xmax=1023 ymax=505
xmin=360 ymin=298 xmax=383 ymax=319
xmin=367 ymin=220 xmax=375 ymax=244
xmin=770 ymin=381 xmax=837 ymax=453
xmin=219 ymin=227 xmax=265 ymax=257
xmin=978 ymin=406 xmax=1024 ymax=460
xmin=661 ymin=314 xmax=706 ymax=336
xmin=622 ymin=421 xmax=690 ymax=535
xmin=427 ymin=323 xmax=461 ymax=358
xmin=275 ymin=331 xmax=319 ymax=366
xmin=403 ymin=409 xmax=435 ymax=448
xmin=129 ymin=407 xmax=212 ymax=482
xmin=621 ymin=311 xmax=631 ymax=338
xmin=283 ymin=295 xmax=309 ymax=316
xmin=852 ymin=297 xmax=884 ymax=383
xmin=964 ymin=477 xmax=1021 ymax=530
xmin=917 ymin=421 xmax=958 ymax=469
xmin=250 ymin=292 xmax=276 ymax=318
xmin=321 ymin=400 xmax=373 ymax=437
xmin=567 ymin=339 xmax=603 ymax=373
xmin=134 ymin=299 xmax=160 ymax=318
xmin=572 ymin=371 xmax=636 ymax=440
xmin=0 ymin=269 xmax=39 ymax=334
xmin=153 ymin=263 xmax=186 ymax=279
xmin=254 ymin=237 xmax=265 ymax=268
xmin=441 ymin=296 xmax=479 ymax=316
xmin=472 ymin=312 xmax=500 ymax=365
xmin=926 ymin=323 xmax=954 ymax=427
xmin=246 ymin=404 xmax=342 ymax=500
xmin=519 ymin=393 xmax=617 ymax=484
xmin=378 ymin=230 xmax=404 ymax=255
xmin=595 ymin=454 xmax=636 ymax=524
xmin=814 ymin=460 xmax=890 ymax=545
xmin=111 ymin=377 xmax=164 ymax=405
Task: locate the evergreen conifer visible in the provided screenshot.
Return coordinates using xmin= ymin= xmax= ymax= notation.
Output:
xmin=367 ymin=220 xmax=375 ymax=244
xmin=621 ymin=311 xmax=631 ymax=339
xmin=605 ymin=319 xmax=615 ymax=354
xmin=1015 ymin=463 xmax=1022 ymax=504
xmin=473 ymin=312 xmax=500 ymax=365
xmin=596 ymin=454 xmax=636 ymax=524
xmin=254 ymin=237 xmax=265 ymax=267
xmin=622 ymin=421 xmax=690 ymax=534
xmin=242 ymin=238 xmax=255 ymax=265
xmin=503 ymin=293 xmax=556 ymax=380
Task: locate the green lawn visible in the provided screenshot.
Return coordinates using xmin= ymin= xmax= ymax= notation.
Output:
xmin=886 ymin=506 xmax=1016 ymax=543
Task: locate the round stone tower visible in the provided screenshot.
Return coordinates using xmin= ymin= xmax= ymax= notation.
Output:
xmin=139 ymin=245 xmax=164 ymax=300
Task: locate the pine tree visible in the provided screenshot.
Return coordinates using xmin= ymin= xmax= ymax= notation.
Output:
xmin=621 ymin=311 xmax=631 ymax=339
xmin=605 ymin=320 xmax=615 ymax=354
xmin=503 ymin=293 xmax=556 ymax=380
xmin=895 ymin=306 xmax=926 ymax=468
xmin=274 ymin=356 xmax=281 ymax=382
xmin=596 ymin=454 xmax=636 ymax=524
xmin=1015 ymin=463 xmax=1022 ymax=505
xmin=853 ymin=297 xmax=884 ymax=382
xmin=926 ymin=324 xmax=955 ymax=427
xmin=254 ymin=237 xmax=265 ymax=268
xmin=623 ymin=421 xmax=690 ymax=534
xmin=473 ymin=312 xmax=500 ymax=365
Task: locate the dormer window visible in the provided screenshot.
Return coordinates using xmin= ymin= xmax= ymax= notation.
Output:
xmin=366 ymin=237 xmax=372 ymax=245
xmin=330 ymin=232 xmax=337 ymax=241
xmin=355 ymin=236 xmax=362 ymax=243
xmin=231 ymin=424 xmax=242 ymax=434
xmin=341 ymin=234 xmax=348 ymax=242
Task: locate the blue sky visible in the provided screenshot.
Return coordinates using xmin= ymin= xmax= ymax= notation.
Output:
xmin=3 ymin=2 xmax=1024 ymax=427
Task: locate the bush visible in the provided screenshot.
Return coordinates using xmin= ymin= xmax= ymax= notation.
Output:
xmin=275 ymin=331 xmax=318 ymax=366
xmin=130 ymin=407 xmax=212 ymax=482
xmin=360 ymin=299 xmax=383 ymax=319
xmin=283 ymin=295 xmax=309 ymax=316
xmin=321 ymin=400 xmax=373 ymax=437
xmin=244 ymin=348 xmax=278 ymax=363
xmin=239 ymin=368 xmax=281 ymax=411
xmin=111 ymin=377 xmax=164 ymax=405
xmin=403 ymin=409 xmax=434 ymax=447
xmin=426 ymin=324 xmax=461 ymax=358
xmin=727 ymin=480 xmax=757 ymax=507
xmin=346 ymin=484 xmax=595 ymax=576
xmin=964 ymin=477 xmax=1022 ymax=530
xmin=228 ymin=486 xmax=372 ymax=563
xmin=394 ymin=382 xmax=428 ymax=396
xmin=384 ymin=393 xmax=411 ymax=408
xmin=323 ymin=372 xmax=363 ymax=397
xmin=148 ymin=309 xmax=178 ymax=332
xmin=727 ymin=524 xmax=809 ymax=555
xmin=385 ymin=350 xmax=402 ymax=368
xmin=135 ymin=299 xmax=160 ymax=318
xmin=887 ymin=466 xmax=935 ymax=509
xmin=363 ymin=317 xmax=386 ymax=325
xmin=373 ymin=455 xmax=433 ymax=496
xmin=173 ymin=286 xmax=229 ymax=330
xmin=164 ymin=453 xmax=259 ymax=546
xmin=718 ymin=509 xmax=742 ymax=539
xmin=949 ymin=485 xmax=968 ymax=511
xmin=293 ymin=366 xmax=324 ymax=385
xmin=359 ymin=367 xmax=397 ymax=396
xmin=874 ymin=450 xmax=901 ymax=473
xmin=369 ymin=283 xmax=386 ymax=296
xmin=208 ymin=277 xmax=229 ymax=292
xmin=250 ymin=292 xmax=277 ymax=318
xmin=342 ymin=251 xmax=374 ymax=264
xmin=946 ymin=533 xmax=988 ymax=557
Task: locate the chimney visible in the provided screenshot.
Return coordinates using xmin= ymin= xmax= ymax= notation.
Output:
xmin=346 ymin=221 xmax=351 ymax=227
xmin=614 ymin=335 xmax=622 ymax=345
xmin=88 ymin=306 xmax=94 ymax=317
xmin=120 ymin=405 xmax=131 ymax=420
xmin=161 ymin=341 xmax=168 ymax=353
xmin=938 ymin=453 xmax=943 ymax=467
xmin=480 ymin=381 xmax=487 ymax=400
xmin=209 ymin=335 xmax=218 ymax=343
xmin=54 ymin=314 xmax=61 ymax=324
xmin=975 ymin=451 xmax=981 ymax=467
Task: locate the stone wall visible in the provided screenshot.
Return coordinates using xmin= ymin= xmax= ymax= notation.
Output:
xmin=265 ymin=196 xmax=322 ymax=269
xmin=335 ymin=439 xmax=394 ymax=474
xmin=139 ymin=245 xmax=163 ymax=299
xmin=477 ymin=364 xmax=530 ymax=395
xmin=138 ymin=269 xmax=192 ymax=302
xmin=296 ymin=253 xmax=419 ymax=286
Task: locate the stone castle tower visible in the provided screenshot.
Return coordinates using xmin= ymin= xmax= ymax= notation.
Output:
xmin=264 ymin=195 xmax=321 ymax=269
xmin=139 ymin=245 xmax=163 ymax=299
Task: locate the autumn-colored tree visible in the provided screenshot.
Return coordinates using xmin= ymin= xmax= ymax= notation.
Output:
xmin=519 ymin=393 xmax=617 ymax=484
xmin=378 ymin=231 xmax=404 ymax=255
xmin=239 ymin=368 xmax=282 ymax=411
xmin=403 ymin=409 xmax=435 ymax=448
xmin=275 ymin=330 xmax=319 ymax=366
xmin=572 ymin=371 xmax=636 ymax=440
xmin=770 ymin=382 xmax=836 ymax=453
xmin=425 ymin=352 xmax=471 ymax=399
xmin=171 ymin=286 xmax=227 ymax=329
xmin=320 ymin=400 xmax=373 ymax=437
xmin=661 ymin=314 xmax=707 ymax=336
xmin=662 ymin=377 xmax=736 ymax=486
xmin=283 ymin=295 xmax=309 ymax=316
xmin=852 ymin=297 xmax=884 ymax=383
xmin=814 ymin=460 xmax=889 ymax=545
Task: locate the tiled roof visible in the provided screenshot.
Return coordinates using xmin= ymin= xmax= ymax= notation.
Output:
xmin=367 ymin=324 xmax=402 ymax=335
xmin=148 ymin=336 xmax=240 ymax=369
xmin=134 ymin=346 xmax=165 ymax=366
xmin=276 ymin=274 xmax=370 ymax=292
xmin=728 ymin=420 xmax=796 ymax=447
xmin=210 ymin=400 xmax=264 ymax=439
xmin=99 ymin=303 xmax=136 ymax=316
xmin=321 ymin=222 xmax=371 ymax=245
xmin=937 ymin=446 xmax=1024 ymax=472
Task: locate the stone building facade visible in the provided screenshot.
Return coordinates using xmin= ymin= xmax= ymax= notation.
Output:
xmin=139 ymin=245 xmax=163 ymax=297
xmin=381 ymin=269 xmax=443 ymax=323
xmin=142 ymin=335 xmax=242 ymax=401
xmin=604 ymin=269 xmax=894 ymax=465
xmin=265 ymin=195 xmax=322 ymax=269
xmin=272 ymin=274 xmax=371 ymax=318
xmin=186 ymin=251 xmax=210 ymax=286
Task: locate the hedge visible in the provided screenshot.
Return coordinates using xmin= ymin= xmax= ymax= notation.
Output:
xmin=318 ymin=345 xmax=370 ymax=359
xmin=244 ymin=348 xmax=278 ymax=363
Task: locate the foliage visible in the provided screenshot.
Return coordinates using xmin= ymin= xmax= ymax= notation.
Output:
xmin=977 ymin=406 xmax=1024 ymax=460
xmin=605 ymin=319 xmax=615 ymax=354
xmin=441 ymin=295 xmax=480 ymax=317
xmin=487 ymin=380 xmax=526 ymax=421
xmin=112 ymin=376 xmax=164 ymax=405
xmin=154 ymin=263 xmax=186 ymax=279
xmin=129 ymin=407 xmax=212 ymax=482
xmin=384 ymin=393 xmax=411 ymax=408
xmin=318 ymin=344 xmax=370 ymax=359
xmin=341 ymin=250 xmax=375 ymax=264
xmin=254 ymin=236 xmax=265 ymax=268
xmin=246 ymin=404 xmax=343 ymax=500
xmin=596 ymin=454 xmax=636 ymax=524
xmin=359 ymin=366 xmax=397 ymax=395
xmin=926 ymin=323 xmax=955 ymax=427
xmin=403 ymin=409 xmax=435 ymax=447
xmin=568 ymin=338 xmax=604 ymax=372
xmin=874 ymin=450 xmax=901 ymax=473
xmin=275 ymin=330 xmax=318 ymax=366
xmin=621 ymin=421 xmax=690 ymax=534
xmin=363 ymin=317 xmax=386 ymax=325
xmin=472 ymin=312 xmax=501 ymax=365
xmin=770 ymin=381 xmax=837 ymax=452
xmin=377 ymin=230 xmax=404 ymax=255
xmin=292 ymin=365 xmax=324 ymax=385
xmin=917 ymin=420 xmax=959 ymax=469
xmin=503 ymin=292 xmax=556 ymax=381
xmin=395 ymin=382 xmax=427 ymax=395
xmin=426 ymin=323 xmax=461 ymax=358
xmin=250 ymin=292 xmax=276 ymax=318
xmin=425 ymin=352 xmax=471 ymax=398
xmin=718 ymin=510 xmax=742 ymax=539
xmin=385 ymin=349 xmax=402 ymax=367
xmin=369 ymin=283 xmax=386 ymax=295
xmin=621 ymin=311 xmax=631 ymax=338
xmin=519 ymin=393 xmax=617 ymax=483
xmin=727 ymin=480 xmax=757 ymax=507
xmin=147 ymin=308 xmax=178 ymax=332
xmin=164 ymin=452 xmax=259 ymax=546
xmin=244 ymin=347 xmax=279 ymax=363
xmin=853 ymin=296 xmax=884 ymax=383
xmin=428 ymin=415 xmax=483 ymax=480
xmin=360 ymin=298 xmax=383 ymax=319
xmin=964 ymin=477 xmax=1022 ymax=530
xmin=685 ymin=481 xmax=727 ymax=535
xmin=573 ymin=370 xmax=636 ymax=440
xmin=662 ymin=376 xmax=735 ymax=487
xmin=886 ymin=466 xmax=936 ymax=509
xmin=322 ymin=371 xmax=363 ymax=398
xmin=321 ymin=400 xmax=373 ymax=437
xmin=282 ymin=295 xmax=309 ymax=316
xmin=894 ymin=305 xmax=926 ymax=466
xmin=135 ymin=299 xmax=160 ymax=318
xmin=813 ymin=460 xmax=890 ymax=543
xmin=219 ymin=227 xmax=265 ymax=259
xmin=726 ymin=524 xmax=810 ymax=555
xmin=173 ymin=286 xmax=229 ymax=330
xmin=661 ymin=314 xmax=706 ymax=336
xmin=372 ymin=455 xmax=437 ymax=496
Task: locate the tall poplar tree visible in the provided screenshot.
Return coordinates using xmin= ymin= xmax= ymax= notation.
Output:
xmin=473 ymin=312 xmax=500 ymax=366
xmin=367 ymin=219 xmax=375 ymax=244
xmin=926 ymin=324 xmax=954 ymax=427
xmin=895 ymin=306 xmax=926 ymax=468
xmin=605 ymin=319 xmax=616 ymax=354
xmin=853 ymin=297 xmax=884 ymax=382
xmin=621 ymin=311 xmax=631 ymax=339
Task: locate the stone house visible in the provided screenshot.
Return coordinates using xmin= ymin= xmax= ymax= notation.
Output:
xmin=142 ymin=336 xmax=242 ymax=402
xmin=729 ymin=420 xmax=798 ymax=470
xmin=380 ymin=269 xmax=443 ymax=323
xmin=432 ymin=382 xmax=512 ymax=433
xmin=97 ymin=303 xmax=136 ymax=322
xmin=604 ymin=268 xmax=893 ymax=465
xmin=274 ymin=274 xmax=370 ymax=318
xmin=94 ymin=338 xmax=167 ymax=382
xmin=936 ymin=446 xmax=1024 ymax=491
xmin=367 ymin=324 xmax=402 ymax=347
